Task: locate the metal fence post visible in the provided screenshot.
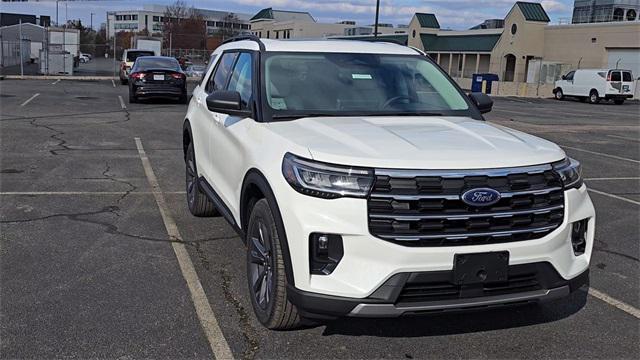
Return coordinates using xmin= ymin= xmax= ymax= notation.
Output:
xmin=19 ymin=19 xmax=24 ymax=76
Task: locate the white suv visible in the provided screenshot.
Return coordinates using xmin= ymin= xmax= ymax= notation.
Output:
xmin=183 ymin=36 xmax=595 ymax=329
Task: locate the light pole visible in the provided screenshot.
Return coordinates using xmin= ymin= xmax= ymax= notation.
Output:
xmin=374 ymin=0 xmax=380 ymax=38
xmin=90 ymin=13 xmax=95 ymax=31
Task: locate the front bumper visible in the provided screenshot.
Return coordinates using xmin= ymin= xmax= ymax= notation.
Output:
xmin=287 ymin=263 xmax=589 ymax=318
xmin=277 ymin=183 xmax=595 ymax=301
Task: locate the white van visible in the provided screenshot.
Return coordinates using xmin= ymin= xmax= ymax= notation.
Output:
xmin=553 ymin=69 xmax=634 ymax=104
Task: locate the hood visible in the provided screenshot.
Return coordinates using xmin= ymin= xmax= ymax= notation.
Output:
xmin=268 ymin=116 xmax=565 ymax=169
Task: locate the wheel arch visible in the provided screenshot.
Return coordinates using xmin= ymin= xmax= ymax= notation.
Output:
xmin=182 ymin=119 xmax=192 ymax=161
xmin=240 ymin=168 xmax=296 ymax=285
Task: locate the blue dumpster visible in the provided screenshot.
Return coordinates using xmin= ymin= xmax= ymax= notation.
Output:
xmin=471 ymin=73 xmax=499 ymax=94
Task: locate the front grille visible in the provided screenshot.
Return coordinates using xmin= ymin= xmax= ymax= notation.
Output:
xmin=396 ymin=269 xmax=543 ymax=304
xmin=368 ymin=164 xmax=565 ymax=246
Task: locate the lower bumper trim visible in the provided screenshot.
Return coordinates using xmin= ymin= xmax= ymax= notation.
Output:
xmin=349 ymin=286 xmax=569 ymax=317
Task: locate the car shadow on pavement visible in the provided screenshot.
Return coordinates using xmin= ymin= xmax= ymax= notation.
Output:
xmin=319 ymin=288 xmax=588 ymax=337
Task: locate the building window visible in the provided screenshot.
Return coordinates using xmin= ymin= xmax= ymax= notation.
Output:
xmin=115 ymin=15 xmax=122 ymax=21
xmin=627 ymin=9 xmax=637 ymax=21
xmin=591 ymin=37 xmax=597 ymax=43
xmin=511 ymin=23 xmax=517 ymax=35
xmin=266 ymin=31 xmax=270 ymax=38
xmin=613 ymin=8 xmax=624 ymax=21
xmin=132 ymin=15 xmax=138 ymax=21
xmin=412 ymin=29 xmax=416 ymax=38
xmin=153 ymin=16 xmax=160 ymax=22
xmin=275 ymin=31 xmax=279 ymax=39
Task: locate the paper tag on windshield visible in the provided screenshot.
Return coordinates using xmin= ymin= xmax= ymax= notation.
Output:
xmin=271 ymin=98 xmax=287 ymax=110
xmin=352 ymin=74 xmax=372 ymax=80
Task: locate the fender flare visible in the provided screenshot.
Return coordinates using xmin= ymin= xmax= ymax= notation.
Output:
xmin=241 ymin=169 xmax=296 ymax=285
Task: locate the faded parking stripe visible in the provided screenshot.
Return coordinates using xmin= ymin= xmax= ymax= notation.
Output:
xmin=134 ymin=137 xmax=234 ymax=360
xmin=20 ymin=93 xmax=40 ymax=107
xmin=589 ymin=288 xmax=640 ymax=319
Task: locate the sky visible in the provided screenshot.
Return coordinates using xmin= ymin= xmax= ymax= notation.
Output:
xmin=0 ymin=0 xmax=576 ymax=30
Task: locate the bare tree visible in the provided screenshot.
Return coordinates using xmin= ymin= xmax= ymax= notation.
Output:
xmin=162 ymin=0 xmax=206 ymax=53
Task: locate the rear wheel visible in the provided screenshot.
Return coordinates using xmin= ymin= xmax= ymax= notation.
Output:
xmin=120 ymin=78 xmax=128 ymax=85
xmin=128 ymin=90 xmax=137 ymax=104
xmin=185 ymin=142 xmax=217 ymax=217
xmin=588 ymin=90 xmax=600 ymax=104
xmin=554 ymin=88 xmax=564 ymax=100
xmin=614 ymin=99 xmax=625 ymax=105
xmin=246 ymin=199 xmax=301 ymax=330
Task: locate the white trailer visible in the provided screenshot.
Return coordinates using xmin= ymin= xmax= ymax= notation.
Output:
xmin=133 ymin=36 xmax=162 ymax=56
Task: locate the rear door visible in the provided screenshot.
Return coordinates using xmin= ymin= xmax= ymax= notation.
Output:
xmin=608 ymin=70 xmax=622 ymax=95
xmin=621 ymin=71 xmax=634 ymax=96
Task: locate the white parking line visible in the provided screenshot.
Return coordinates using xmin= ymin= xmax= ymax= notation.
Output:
xmin=134 ymin=137 xmax=233 ymax=360
xmin=118 ymin=95 xmax=126 ymax=109
xmin=585 ymin=177 xmax=640 ymax=181
xmin=20 ymin=93 xmax=40 ymax=107
xmin=111 ymin=79 xmax=116 ymax=88
xmin=589 ymin=288 xmax=640 ymax=319
xmin=51 ymin=79 xmax=61 ymax=85
xmin=587 ymin=188 xmax=640 ymax=205
xmin=607 ymin=134 xmax=639 ymax=142
xmin=561 ymin=145 xmax=640 ymax=164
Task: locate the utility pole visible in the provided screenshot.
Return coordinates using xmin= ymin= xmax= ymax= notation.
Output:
xmin=91 ymin=13 xmax=95 ymax=31
xmin=56 ymin=0 xmax=59 ymax=26
xmin=19 ymin=19 xmax=24 ymax=76
xmin=374 ymin=0 xmax=380 ymax=38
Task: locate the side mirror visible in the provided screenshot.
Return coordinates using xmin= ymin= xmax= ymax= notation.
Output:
xmin=561 ymin=75 xmax=566 ymax=80
xmin=206 ymin=90 xmax=242 ymax=113
xmin=468 ymin=92 xmax=493 ymax=114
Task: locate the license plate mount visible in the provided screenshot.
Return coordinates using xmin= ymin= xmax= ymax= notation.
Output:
xmin=153 ymin=74 xmax=164 ymax=81
xmin=453 ymin=251 xmax=509 ymax=285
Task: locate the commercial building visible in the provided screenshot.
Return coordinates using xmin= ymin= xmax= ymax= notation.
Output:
xmin=106 ymin=4 xmax=251 ymax=38
xmin=0 ymin=12 xmax=50 ymax=27
xmin=369 ymin=1 xmax=640 ymax=91
xmin=572 ymin=0 xmax=639 ymax=23
xmin=249 ymin=7 xmax=406 ymax=39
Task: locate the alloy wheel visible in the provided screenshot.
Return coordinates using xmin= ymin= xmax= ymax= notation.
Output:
xmin=248 ymin=220 xmax=274 ymax=310
xmin=186 ymin=150 xmax=197 ymax=207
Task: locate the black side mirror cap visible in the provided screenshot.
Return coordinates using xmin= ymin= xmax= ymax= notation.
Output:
xmin=561 ymin=75 xmax=566 ymax=80
xmin=206 ymin=90 xmax=244 ymax=114
xmin=468 ymin=92 xmax=493 ymax=114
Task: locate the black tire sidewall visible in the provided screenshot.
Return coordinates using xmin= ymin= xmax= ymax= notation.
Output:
xmin=246 ymin=199 xmax=281 ymax=325
xmin=186 ymin=143 xmax=198 ymax=213
xmin=555 ymin=89 xmax=563 ymax=100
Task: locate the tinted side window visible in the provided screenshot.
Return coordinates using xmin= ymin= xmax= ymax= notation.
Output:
xmin=610 ymin=71 xmax=621 ymax=81
xmin=622 ymin=71 xmax=632 ymax=82
xmin=201 ymin=54 xmax=217 ymax=85
xmin=227 ymin=53 xmax=253 ymax=110
xmin=565 ymin=71 xmax=575 ymax=81
xmin=206 ymin=52 xmax=237 ymax=93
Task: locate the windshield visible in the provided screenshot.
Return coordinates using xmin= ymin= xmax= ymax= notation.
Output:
xmin=264 ymin=52 xmax=470 ymax=118
xmin=126 ymin=51 xmax=155 ymax=62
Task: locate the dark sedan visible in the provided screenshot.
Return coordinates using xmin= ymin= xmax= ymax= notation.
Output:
xmin=128 ymin=56 xmax=188 ymax=104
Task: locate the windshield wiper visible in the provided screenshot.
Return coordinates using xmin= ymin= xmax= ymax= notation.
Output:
xmin=367 ymin=112 xmax=444 ymax=117
xmin=271 ymin=113 xmax=335 ymax=120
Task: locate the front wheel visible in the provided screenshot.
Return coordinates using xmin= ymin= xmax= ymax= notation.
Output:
xmin=554 ymin=88 xmax=564 ymax=100
xmin=128 ymin=90 xmax=137 ymax=104
xmin=246 ymin=198 xmax=301 ymax=330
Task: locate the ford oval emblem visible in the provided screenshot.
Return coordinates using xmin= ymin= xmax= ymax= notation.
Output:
xmin=461 ymin=188 xmax=501 ymax=207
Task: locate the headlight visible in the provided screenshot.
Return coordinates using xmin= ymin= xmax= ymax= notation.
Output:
xmin=282 ymin=153 xmax=374 ymax=199
xmin=553 ymin=157 xmax=583 ymax=189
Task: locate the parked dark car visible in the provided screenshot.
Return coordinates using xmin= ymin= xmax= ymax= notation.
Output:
xmin=128 ymin=56 xmax=187 ymax=104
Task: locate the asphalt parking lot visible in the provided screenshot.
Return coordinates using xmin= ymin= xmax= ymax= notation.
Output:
xmin=1 ymin=79 xmax=638 ymax=359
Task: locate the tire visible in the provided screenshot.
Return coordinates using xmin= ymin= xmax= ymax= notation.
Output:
xmin=554 ymin=88 xmax=564 ymax=100
xmin=120 ymin=78 xmax=128 ymax=85
xmin=588 ymin=90 xmax=600 ymax=104
xmin=614 ymin=99 xmax=625 ymax=105
xmin=185 ymin=142 xmax=217 ymax=217
xmin=246 ymin=198 xmax=301 ymax=330
xmin=179 ymin=92 xmax=188 ymax=104
xmin=128 ymin=90 xmax=137 ymax=104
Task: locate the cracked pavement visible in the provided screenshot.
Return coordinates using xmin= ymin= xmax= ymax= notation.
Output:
xmin=1 ymin=79 xmax=639 ymax=359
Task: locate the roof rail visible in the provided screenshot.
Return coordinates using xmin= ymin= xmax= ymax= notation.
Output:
xmin=221 ymin=34 xmax=265 ymax=51
xmin=365 ymin=38 xmax=407 ymax=46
